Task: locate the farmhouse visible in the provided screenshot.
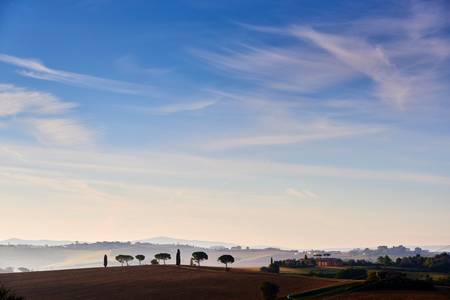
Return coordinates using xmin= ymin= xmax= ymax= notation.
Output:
xmin=316 ymin=258 xmax=343 ymax=267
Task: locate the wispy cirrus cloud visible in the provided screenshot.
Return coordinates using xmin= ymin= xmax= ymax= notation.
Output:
xmin=21 ymin=118 xmax=93 ymax=146
xmin=0 ymin=53 xmax=155 ymax=95
xmin=0 ymin=83 xmax=93 ymax=146
xmin=115 ymin=54 xmax=173 ymax=76
xmin=202 ymin=89 xmax=384 ymax=149
xmin=124 ymin=100 xmax=216 ymax=115
xmin=0 ymin=84 xmax=75 ymax=116
xmin=193 ymin=45 xmax=356 ymax=93
xmin=199 ymin=1 xmax=450 ymax=109
xmin=286 ymin=188 xmax=319 ymax=200
xmin=2 ymin=143 xmax=450 ymax=188
xmin=206 ymin=120 xmax=383 ymax=149
xmin=288 ymin=26 xmax=444 ymax=108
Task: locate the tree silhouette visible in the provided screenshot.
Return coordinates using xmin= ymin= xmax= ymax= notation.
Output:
xmin=103 ymin=254 xmax=108 ymax=268
xmin=218 ymin=255 xmax=235 ymax=270
xmin=123 ymin=255 xmax=134 ymax=266
xmin=260 ymin=281 xmax=279 ymax=300
xmin=377 ymin=255 xmax=393 ymax=266
xmin=115 ymin=255 xmax=125 ymax=266
xmin=151 ymin=259 xmax=159 ymax=265
xmin=154 ymin=253 xmax=171 ymax=265
xmin=116 ymin=254 xmax=133 ymax=266
xmin=176 ymin=249 xmax=181 ymax=266
xmin=135 ymin=254 xmax=145 ymax=265
xmin=192 ymin=251 xmax=208 ymax=266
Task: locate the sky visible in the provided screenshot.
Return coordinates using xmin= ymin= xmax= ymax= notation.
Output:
xmin=0 ymin=0 xmax=450 ymax=249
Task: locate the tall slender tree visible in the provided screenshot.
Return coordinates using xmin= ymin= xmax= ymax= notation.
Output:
xmin=103 ymin=254 xmax=108 ymax=268
xmin=176 ymin=249 xmax=181 ymax=266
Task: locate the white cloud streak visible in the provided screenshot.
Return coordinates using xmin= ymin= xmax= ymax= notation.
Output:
xmin=124 ymin=100 xmax=216 ymax=115
xmin=0 ymin=84 xmax=76 ymax=116
xmin=21 ymin=118 xmax=93 ymax=146
xmin=200 ymin=2 xmax=450 ymax=109
xmin=1 ymin=144 xmax=450 ymax=187
xmin=194 ymin=45 xmax=356 ymax=92
xmin=206 ymin=121 xmax=383 ymax=149
xmin=0 ymin=83 xmax=93 ymax=146
xmin=0 ymin=53 xmax=155 ymax=95
xmin=286 ymin=188 xmax=319 ymax=200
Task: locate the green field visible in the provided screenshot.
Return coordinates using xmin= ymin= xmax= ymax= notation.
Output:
xmin=281 ymin=266 xmax=449 ymax=282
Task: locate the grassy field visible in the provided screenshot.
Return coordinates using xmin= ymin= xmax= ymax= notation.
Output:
xmin=281 ymin=266 xmax=449 ymax=281
xmin=0 ymin=265 xmax=344 ymax=300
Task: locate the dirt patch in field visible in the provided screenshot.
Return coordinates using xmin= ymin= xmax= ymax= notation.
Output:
xmin=0 ymin=265 xmax=343 ymax=300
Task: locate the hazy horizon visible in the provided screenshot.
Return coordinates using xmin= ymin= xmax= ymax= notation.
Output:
xmin=1 ymin=0 xmax=450 ymax=249
xmin=1 ymin=236 xmax=449 ymax=252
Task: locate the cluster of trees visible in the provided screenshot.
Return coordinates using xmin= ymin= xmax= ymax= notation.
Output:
xmin=260 ymin=257 xmax=280 ymax=274
xmin=365 ymin=270 xmax=435 ymax=291
xmin=104 ymin=250 xmax=235 ymax=270
xmin=276 ymin=255 xmax=343 ymax=268
xmin=343 ymin=259 xmax=374 ymax=267
xmin=115 ymin=254 xmax=134 ymax=266
xmin=335 ymin=268 xmax=368 ymax=279
xmin=277 ymin=252 xmax=450 ymax=272
xmin=377 ymin=252 xmax=450 ymax=272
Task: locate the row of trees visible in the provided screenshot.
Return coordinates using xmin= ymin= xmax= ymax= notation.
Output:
xmin=104 ymin=250 xmax=235 ymax=270
xmin=377 ymin=252 xmax=450 ymax=271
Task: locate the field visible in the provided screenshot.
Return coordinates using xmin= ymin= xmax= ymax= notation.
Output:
xmin=0 ymin=265 xmax=344 ymax=300
xmin=322 ymin=289 xmax=450 ymax=299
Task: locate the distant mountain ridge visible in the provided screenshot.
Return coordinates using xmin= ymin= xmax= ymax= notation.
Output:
xmin=0 ymin=236 xmax=239 ymax=249
xmin=135 ymin=236 xmax=239 ymax=249
xmin=0 ymin=238 xmax=74 ymax=246
xmin=1 ymin=237 xmax=449 ymax=252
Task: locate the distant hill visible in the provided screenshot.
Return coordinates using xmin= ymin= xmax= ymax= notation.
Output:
xmin=135 ymin=236 xmax=238 ymax=249
xmin=0 ymin=236 xmax=239 ymax=249
xmin=0 ymin=238 xmax=73 ymax=246
xmin=412 ymin=245 xmax=450 ymax=252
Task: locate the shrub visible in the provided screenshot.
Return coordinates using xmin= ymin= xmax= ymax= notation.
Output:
xmin=260 ymin=281 xmax=279 ymax=300
xmin=260 ymin=263 xmax=279 ymax=274
xmin=0 ymin=285 xmax=24 ymax=300
xmin=151 ymin=259 xmax=159 ymax=265
xmin=363 ymin=271 xmax=434 ymax=291
xmin=308 ymin=269 xmax=336 ymax=278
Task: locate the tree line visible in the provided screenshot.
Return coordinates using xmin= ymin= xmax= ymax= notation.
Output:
xmin=376 ymin=252 xmax=450 ymax=272
xmin=102 ymin=250 xmax=235 ymax=270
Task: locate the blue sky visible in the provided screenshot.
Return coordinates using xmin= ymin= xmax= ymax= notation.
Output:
xmin=0 ymin=0 xmax=449 ymax=248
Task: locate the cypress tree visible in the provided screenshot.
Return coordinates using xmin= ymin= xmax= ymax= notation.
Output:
xmin=176 ymin=249 xmax=181 ymax=266
xmin=104 ymin=254 xmax=108 ymax=268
